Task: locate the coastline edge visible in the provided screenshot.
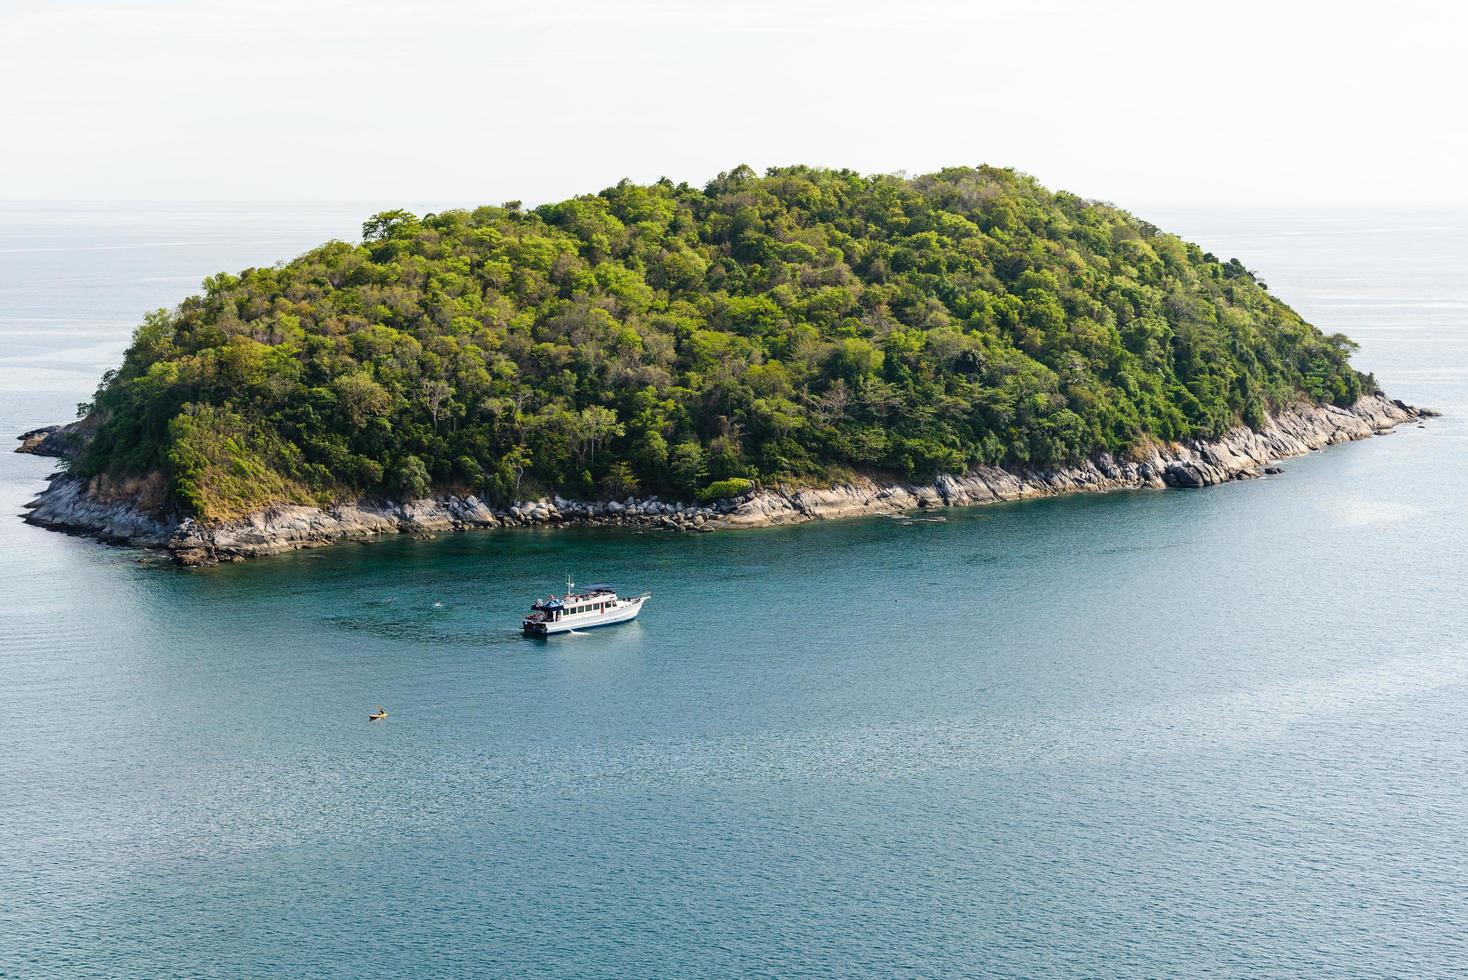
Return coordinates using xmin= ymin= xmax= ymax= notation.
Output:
xmin=16 ymin=393 xmax=1434 ymax=565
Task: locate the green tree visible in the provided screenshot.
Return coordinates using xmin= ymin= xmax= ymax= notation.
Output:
xmin=669 ymin=440 xmax=708 ymax=496
xmin=395 ymin=455 xmax=432 ymax=499
xmin=600 ymin=460 xmax=641 ymax=499
xmin=569 ymin=405 xmax=623 ymax=467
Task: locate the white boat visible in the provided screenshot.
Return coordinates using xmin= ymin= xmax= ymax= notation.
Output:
xmin=522 ymin=578 xmax=650 ymax=636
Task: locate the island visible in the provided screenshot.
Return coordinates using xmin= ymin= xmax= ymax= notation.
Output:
xmin=17 ymin=165 xmax=1433 ymax=564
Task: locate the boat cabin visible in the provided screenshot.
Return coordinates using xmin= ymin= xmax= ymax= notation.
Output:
xmin=531 ymin=584 xmax=616 ymax=623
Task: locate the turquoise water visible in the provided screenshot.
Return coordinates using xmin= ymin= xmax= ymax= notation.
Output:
xmin=2 ymin=204 xmax=1466 ymax=976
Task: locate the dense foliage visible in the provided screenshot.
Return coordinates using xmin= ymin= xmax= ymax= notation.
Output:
xmin=78 ymin=165 xmax=1371 ymax=520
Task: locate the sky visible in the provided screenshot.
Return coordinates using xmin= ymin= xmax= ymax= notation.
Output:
xmin=3 ymin=0 xmax=1464 ymax=209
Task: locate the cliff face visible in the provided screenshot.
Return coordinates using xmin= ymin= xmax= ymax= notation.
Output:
xmin=17 ymin=394 xmax=1430 ymax=565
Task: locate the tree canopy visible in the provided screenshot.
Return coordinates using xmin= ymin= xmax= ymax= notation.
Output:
xmin=77 ymin=165 xmax=1371 ymax=521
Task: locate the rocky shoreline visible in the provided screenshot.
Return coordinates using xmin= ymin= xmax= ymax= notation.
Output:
xmin=16 ymin=393 xmax=1433 ymax=566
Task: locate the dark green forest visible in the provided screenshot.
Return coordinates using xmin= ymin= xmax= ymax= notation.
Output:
xmin=77 ymin=165 xmax=1371 ymax=521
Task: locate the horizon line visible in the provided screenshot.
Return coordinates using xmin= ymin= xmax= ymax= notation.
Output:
xmin=4 ymin=198 xmax=1467 ymax=210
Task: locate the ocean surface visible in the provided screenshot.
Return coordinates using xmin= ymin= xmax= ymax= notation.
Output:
xmin=2 ymin=202 xmax=1465 ymax=977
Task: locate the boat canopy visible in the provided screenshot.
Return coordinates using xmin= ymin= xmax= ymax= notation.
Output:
xmin=531 ymin=582 xmax=615 ymax=612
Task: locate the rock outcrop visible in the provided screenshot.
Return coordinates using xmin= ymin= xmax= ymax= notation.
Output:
xmin=22 ymin=480 xmax=725 ymax=565
xmin=14 ymin=420 xmax=87 ymax=458
xmin=16 ymin=393 xmax=1432 ymax=565
xmin=721 ymin=393 xmax=1427 ymax=526
xmin=20 ymin=472 xmax=176 ymax=546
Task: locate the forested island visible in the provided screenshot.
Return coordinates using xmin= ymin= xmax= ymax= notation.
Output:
xmin=19 ymin=165 xmax=1427 ymax=561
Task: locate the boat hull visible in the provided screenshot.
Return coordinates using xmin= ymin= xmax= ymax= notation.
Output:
xmin=523 ymin=595 xmax=649 ymax=636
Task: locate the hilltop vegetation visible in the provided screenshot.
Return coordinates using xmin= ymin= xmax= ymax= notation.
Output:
xmin=76 ymin=165 xmax=1370 ymax=521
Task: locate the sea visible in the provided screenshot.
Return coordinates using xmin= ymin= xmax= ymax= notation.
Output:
xmin=1 ymin=202 xmax=1465 ymax=977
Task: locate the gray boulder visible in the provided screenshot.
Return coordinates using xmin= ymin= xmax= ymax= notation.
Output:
xmin=1163 ymin=463 xmax=1207 ymax=489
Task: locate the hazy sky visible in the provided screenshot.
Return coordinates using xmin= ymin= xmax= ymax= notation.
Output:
xmin=4 ymin=0 xmax=1464 ymax=208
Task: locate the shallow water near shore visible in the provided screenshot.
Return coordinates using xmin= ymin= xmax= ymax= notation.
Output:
xmin=3 ymin=203 xmax=1467 ymax=976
